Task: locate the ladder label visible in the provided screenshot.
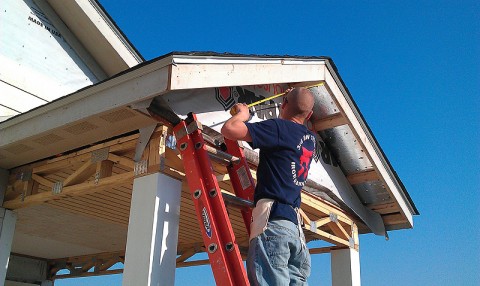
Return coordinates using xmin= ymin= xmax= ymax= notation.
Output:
xmin=202 ymin=207 xmax=213 ymax=238
xmin=237 ymin=165 xmax=251 ymax=190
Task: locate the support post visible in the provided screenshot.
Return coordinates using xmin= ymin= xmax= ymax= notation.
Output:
xmin=122 ymin=173 xmax=181 ymax=286
xmin=0 ymin=208 xmax=17 ymax=286
xmin=331 ymin=248 xmax=361 ymax=286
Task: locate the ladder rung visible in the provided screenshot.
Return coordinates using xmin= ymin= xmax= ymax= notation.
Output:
xmin=222 ymin=192 xmax=254 ymax=209
xmin=205 ymin=145 xmax=240 ymax=165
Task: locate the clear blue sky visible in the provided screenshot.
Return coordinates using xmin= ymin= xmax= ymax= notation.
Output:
xmin=58 ymin=1 xmax=479 ymax=285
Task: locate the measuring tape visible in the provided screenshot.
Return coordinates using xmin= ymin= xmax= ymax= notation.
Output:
xmin=230 ymin=82 xmax=325 ymax=115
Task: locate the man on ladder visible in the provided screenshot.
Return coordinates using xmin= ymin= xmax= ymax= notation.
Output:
xmin=221 ymin=87 xmax=316 ymax=286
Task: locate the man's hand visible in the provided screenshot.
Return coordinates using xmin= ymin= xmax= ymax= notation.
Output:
xmin=230 ymin=103 xmax=251 ymax=122
xmin=221 ymin=103 xmax=252 ymax=142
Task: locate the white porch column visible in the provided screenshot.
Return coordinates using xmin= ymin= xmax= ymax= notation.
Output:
xmin=331 ymin=248 xmax=361 ymax=286
xmin=122 ymin=173 xmax=182 ymax=286
xmin=0 ymin=208 xmax=17 ymax=286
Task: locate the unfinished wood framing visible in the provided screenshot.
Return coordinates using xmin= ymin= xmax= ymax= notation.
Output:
xmin=4 ymin=120 xmax=363 ymax=279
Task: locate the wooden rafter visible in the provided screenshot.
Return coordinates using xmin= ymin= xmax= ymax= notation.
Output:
xmin=313 ymin=112 xmax=349 ymax=131
xmin=346 ymin=169 xmax=380 ymax=185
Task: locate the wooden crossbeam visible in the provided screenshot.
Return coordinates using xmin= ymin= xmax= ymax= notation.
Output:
xmin=176 ymin=248 xmax=197 ymax=264
xmin=107 ymin=153 xmax=134 ymax=169
xmin=4 ymin=171 xmax=134 ymax=209
xmin=328 ymin=221 xmax=351 ymax=241
xmin=31 ymin=174 xmax=54 ymax=188
xmin=313 ymin=112 xmax=349 ymax=131
xmin=301 ymin=192 xmax=353 ymax=225
xmin=63 ymin=161 xmax=96 ymax=187
xmin=33 ymin=153 xmax=92 ymax=175
xmin=313 ymin=217 xmax=332 ymax=228
xmin=177 ymin=259 xmax=210 ymax=268
xmin=300 ymin=201 xmax=358 ymax=249
xmin=309 ymin=246 xmax=349 ymax=255
xmin=304 ymin=222 xmax=351 ymax=246
xmin=346 ymin=169 xmax=379 ymax=185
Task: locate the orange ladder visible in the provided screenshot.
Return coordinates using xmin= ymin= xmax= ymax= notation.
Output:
xmin=173 ymin=112 xmax=256 ymax=286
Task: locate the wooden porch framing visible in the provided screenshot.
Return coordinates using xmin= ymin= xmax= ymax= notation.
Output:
xmin=4 ymin=121 xmax=360 ymax=280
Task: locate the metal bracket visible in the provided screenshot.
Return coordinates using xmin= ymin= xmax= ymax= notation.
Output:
xmin=134 ymin=160 xmax=148 ymax=176
xmin=166 ymin=134 xmax=176 ymax=149
xmin=52 ymin=181 xmax=63 ymax=194
xmin=310 ymin=220 xmax=317 ymax=232
xmin=91 ymin=147 xmax=109 ymax=163
xmin=349 ymin=238 xmax=355 ymax=249
xmin=18 ymin=170 xmax=32 ymax=181
xmin=329 ymin=212 xmax=338 ymax=223
xmin=94 ymin=172 xmax=100 ymax=185
xmin=134 ymin=124 xmax=157 ymax=162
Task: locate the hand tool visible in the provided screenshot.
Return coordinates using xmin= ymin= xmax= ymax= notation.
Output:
xmin=229 ymin=82 xmax=324 ymax=115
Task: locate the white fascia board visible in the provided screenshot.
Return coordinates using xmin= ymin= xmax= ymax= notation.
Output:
xmin=324 ymin=63 xmax=415 ymax=227
xmin=0 ymin=57 xmax=171 ymax=147
xmin=74 ymin=0 xmax=142 ymax=67
xmin=170 ymin=56 xmax=326 ymax=90
xmin=172 ymin=55 xmax=326 ymax=65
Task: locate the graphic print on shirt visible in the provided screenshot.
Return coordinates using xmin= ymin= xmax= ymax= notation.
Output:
xmin=297 ymin=147 xmax=313 ymax=179
xmin=292 ymin=134 xmax=316 ymax=187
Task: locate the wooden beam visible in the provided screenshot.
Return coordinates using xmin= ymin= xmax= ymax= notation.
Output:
xmin=107 ymin=153 xmax=134 ymax=170
xmin=304 ymin=222 xmax=350 ymax=247
xmin=33 ymin=153 xmax=92 ymax=175
xmin=96 ymin=160 xmax=114 ymax=181
xmin=309 ymin=246 xmax=349 ymax=255
xmin=302 ymin=207 xmax=353 ymax=247
xmin=301 ymin=192 xmax=353 ymax=225
xmin=63 ymin=161 xmax=96 ymax=187
xmin=381 ymin=213 xmax=406 ymax=225
xmin=313 ymin=112 xmax=349 ymax=131
xmin=328 ymin=221 xmax=351 ymax=241
xmin=176 ymin=259 xmax=210 ymax=268
xmin=31 ymin=174 xmax=54 ymax=188
xmin=312 ymin=217 xmax=332 ymax=228
xmin=176 ymin=248 xmax=197 ymax=264
xmin=346 ymin=169 xmax=379 ymax=185
xmin=4 ymin=171 xmax=135 ymax=209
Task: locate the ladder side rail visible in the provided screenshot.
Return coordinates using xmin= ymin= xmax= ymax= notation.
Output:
xmin=175 ymin=114 xmax=249 ymax=286
xmin=187 ymin=115 xmax=249 ymax=286
xmin=174 ymin=120 xmax=238 ymax=286
xmin=223 ymin=138 xmax=256 ymax=235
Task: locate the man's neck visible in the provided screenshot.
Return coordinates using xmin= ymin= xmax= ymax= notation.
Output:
xmin=279 ymin=115 xmax=304 ymax=125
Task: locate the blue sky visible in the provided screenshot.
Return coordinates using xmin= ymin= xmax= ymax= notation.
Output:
xmin=58 ymin=1 xmax=479 ymax=285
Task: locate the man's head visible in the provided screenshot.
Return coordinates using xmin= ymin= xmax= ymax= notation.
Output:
xmin=280 ymin=87 xmax=315 ymax=123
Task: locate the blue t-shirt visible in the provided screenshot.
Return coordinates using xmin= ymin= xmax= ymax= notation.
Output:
xmin=245 ymin=118 xmax=316 ymax=224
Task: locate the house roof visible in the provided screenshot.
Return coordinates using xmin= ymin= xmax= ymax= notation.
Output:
xmin=0 ymin=53 xmax=418 ymax=237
